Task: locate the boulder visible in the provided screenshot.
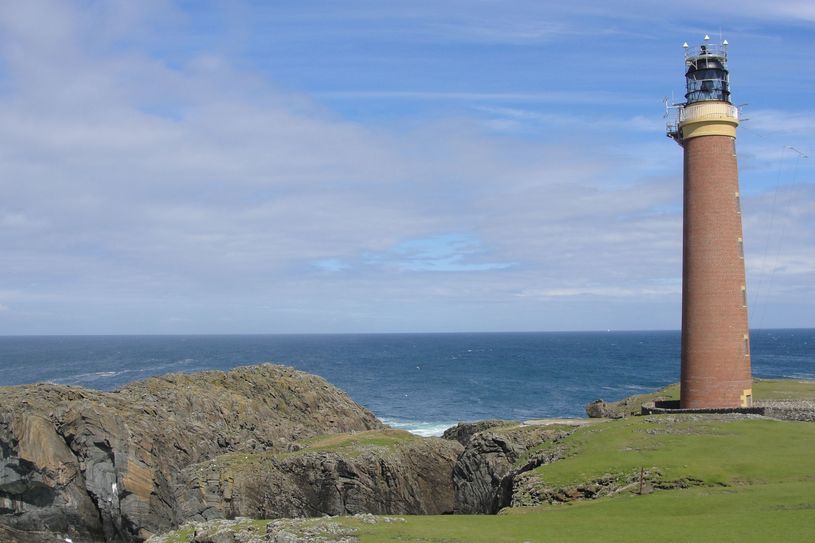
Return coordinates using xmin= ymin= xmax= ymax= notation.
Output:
xmin=585 ymin=399 xmax=617 ymax=418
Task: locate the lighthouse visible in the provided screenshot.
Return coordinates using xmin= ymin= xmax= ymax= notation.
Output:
xmin=667 ymin=36 xmax=753 ymax=409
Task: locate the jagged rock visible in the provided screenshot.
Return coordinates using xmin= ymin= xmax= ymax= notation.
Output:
xmin=194 ymin=530 xmax=238 ymax=543
xmin=441 ymin=420 xmax=516 ymax=446
xmin=511 ymin=468 xmax=671 ymax=507
xmin=0 ymin=365 xmax=383 ymax=543
xmin=4 ymin=363 xmax=655 ymax=543
xmin=451 ymin=424 xmax=572 ymax=514
xmin=0 ymin=523 xmax=67 ymax=543
xmin=176 ymin=432 xmax=462 ymax=520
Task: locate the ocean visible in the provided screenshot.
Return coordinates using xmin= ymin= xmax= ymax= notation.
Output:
xmin=1 ymin=330 xmax=812 ymax=436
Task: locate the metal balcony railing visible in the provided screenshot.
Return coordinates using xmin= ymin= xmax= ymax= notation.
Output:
xmin=685 ymin=42 xmax=728 ymax=63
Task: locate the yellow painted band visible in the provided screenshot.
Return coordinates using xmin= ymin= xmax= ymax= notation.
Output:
xmin=680 ymin=120 xmax=738 ymax=140
xmin=678 ymin=101 xmax=739 ymax=141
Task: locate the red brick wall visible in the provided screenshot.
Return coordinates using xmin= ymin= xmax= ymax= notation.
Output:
xmin=680 ymin=134 xmax=752 ymax=408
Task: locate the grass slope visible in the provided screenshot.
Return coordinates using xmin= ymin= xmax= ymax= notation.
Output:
xmin=528 ymin=416 xmax=815 ymax=488
xmin=354 ymin=482 xmax=815 ymax=542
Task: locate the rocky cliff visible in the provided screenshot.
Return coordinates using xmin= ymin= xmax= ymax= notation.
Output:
xmin=444 ymin=422 xmax=573 ymax=513
xmin=175 ymin=430 xmax=462 ymax=521
xmin=0 ymin=365 xmax=383 ymax=543
xmin=2 ymin=364 xmax=599 ymax=543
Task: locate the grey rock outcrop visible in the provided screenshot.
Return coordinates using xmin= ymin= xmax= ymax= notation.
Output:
xmin=449 ymin=424 xmax=572 ymax=514
xmin=441 ymin=420 xmax=515 ymax=446
xmin=176 ymin=432 xmax=462 ymax=520
xmin=0 ymin=365 xmax=383 ymax=543
xmin=511 ymin=468 xmax=673 ymax=507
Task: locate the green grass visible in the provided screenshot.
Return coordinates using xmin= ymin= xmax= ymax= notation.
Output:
xmin=299 ymin=429 xmax=419 ymax=453
xmin=527 ymin=416 xmax=815 ymax=488
xmin=753 ymin=378 xmax=815 ymax=400
xmin=201 ymin=429 xmax=420 ymax=470
xmin=352 ymin=482 xmax=815 ymax=542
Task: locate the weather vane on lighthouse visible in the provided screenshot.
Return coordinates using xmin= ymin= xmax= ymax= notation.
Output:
xmin=667 ymin=35 xmax=753 ymax=409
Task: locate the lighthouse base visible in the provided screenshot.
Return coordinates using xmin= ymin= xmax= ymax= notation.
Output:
xmin=641 ymin=400 xmax=762 ymax=416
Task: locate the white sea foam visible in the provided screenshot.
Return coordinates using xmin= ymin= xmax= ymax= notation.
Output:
xmin=622 ymin=384 xmax=650 ymax=390
xmin=783 ymin=372 xmax=815 ymax=380
xmin=48 ymin=369 xmax=134 ymax=385
xmin=380 ymin=418 xmax=456 ymax=437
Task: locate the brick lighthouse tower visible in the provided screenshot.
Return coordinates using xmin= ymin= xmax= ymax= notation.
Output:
xmin=667 ymin=36 xmax=753 ymax=408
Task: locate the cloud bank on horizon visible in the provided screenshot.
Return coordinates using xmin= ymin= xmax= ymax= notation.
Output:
xmin=0 ymin=0 xmax=813 ymax=334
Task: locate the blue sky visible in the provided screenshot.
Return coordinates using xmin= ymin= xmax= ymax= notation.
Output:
xmin=0 ymin=0 xmax=813 ymax=334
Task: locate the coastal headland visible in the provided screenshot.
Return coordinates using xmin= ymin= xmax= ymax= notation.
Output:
xmin=2 ymin=364 xmax=815 ymax=543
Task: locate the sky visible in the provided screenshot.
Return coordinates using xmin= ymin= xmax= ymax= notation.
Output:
xmin=0 ymin=0 xmax=813 ymax=334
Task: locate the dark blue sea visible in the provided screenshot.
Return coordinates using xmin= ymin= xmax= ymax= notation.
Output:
xmin=1 ymin=330 xmax=812 ymax=436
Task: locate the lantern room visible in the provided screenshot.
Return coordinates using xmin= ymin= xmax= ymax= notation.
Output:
xmin=684 ymin=37 xmax=731 ymax=104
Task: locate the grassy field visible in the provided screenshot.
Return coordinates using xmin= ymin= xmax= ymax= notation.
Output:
xmin=753 ymin=378 xmax=815 ymax=400
xmin=526 ymin=416 xmax=815 ymax=488
xmin=352 ymin=482 xmax=815 ymax=542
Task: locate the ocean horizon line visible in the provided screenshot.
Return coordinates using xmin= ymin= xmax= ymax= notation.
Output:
xmin=1 ymin=327 xmax=813 ymax=339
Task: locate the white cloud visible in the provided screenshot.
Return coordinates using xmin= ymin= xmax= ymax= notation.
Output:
xmin=701 ymin=0 xmax=815 ymax=22
xmin=0 ymin=212 xmax=45 ymax=228
xmin=745 ymin=110 xmax=815 ymax=137
xmin=313 ymin=259 xmax=352 ymax=272
xmin=517 ymin=285 xmax=680 ymax=299
xmin=0 ymin=1 xmax=812 ymax=333
xmin=316 ymin=90 xmax=638 ymax=105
